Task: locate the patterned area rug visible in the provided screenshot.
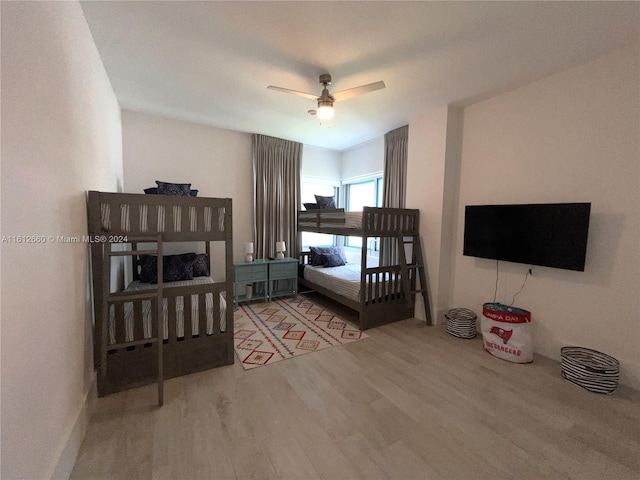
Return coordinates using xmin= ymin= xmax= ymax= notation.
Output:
xmin=233 ymin=296 xmax=368 ymax=370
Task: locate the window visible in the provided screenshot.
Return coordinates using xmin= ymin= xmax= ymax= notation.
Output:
xmin=346 ymin=178 xmax=383 ymax=211
xmin=345 ymin=177 xmax=383 ymax=249
xmin=300 ymin=179 xmax=338 ymax=250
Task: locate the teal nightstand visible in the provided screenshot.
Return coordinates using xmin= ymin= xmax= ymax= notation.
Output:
xmin=268 ymin=257 xmax=298 ymax=301
xmin=233 ymin=257 xmax=298 ymax=305
xmin=233 ymin=259 xmax=269 ymax=305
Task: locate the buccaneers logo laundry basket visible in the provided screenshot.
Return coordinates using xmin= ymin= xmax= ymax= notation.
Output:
xmin=481 ymin=303 xmax=532 ymax=363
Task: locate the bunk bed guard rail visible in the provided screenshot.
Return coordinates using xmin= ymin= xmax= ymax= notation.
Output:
xmin=297 ymin=207 xmax=420 ymax=236
xmin=87 ymin=191 xmax=230 ymax=241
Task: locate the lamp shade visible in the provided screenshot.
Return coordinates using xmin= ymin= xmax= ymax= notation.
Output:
xmin=276 ymin=241 xmax=286 ymax=252
xmin=244 ymin=242 xmax=254 ymax=254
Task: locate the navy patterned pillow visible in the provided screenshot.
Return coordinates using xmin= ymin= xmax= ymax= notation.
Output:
xmin=156 ymin=181 xmax=192 ymax=196
xmin=314 ymin=195 xmax=336 ymax=209
xmin=309 ymin=246 xmax=347 ymax=266
xmin=309 ymin=247 xmax=325 ymax=266
xmin=331 ymin=246 xmax=347 ymax=264
xmin=163 ymin=254 xmax=194 ymax=283
xmin=192 ymin=253 xmax=209 ymax=277
xmin=303 ymin=202 xmax=318 ymax=210
xmin=145 ymin=187 xmax=198 ymax=196
xmin=138 ymin=254 xmax=196 ymax=284
xmin=322 ymin=252 xmax=345 ymax=267
xmin=139 ymin=255 xmax=158 ymax=283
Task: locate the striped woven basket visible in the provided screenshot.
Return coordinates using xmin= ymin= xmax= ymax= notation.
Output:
xmin=561 ymin=346 xmax=619 ymax=394
xmin=445 ymin=308 xmax=477 ymax=339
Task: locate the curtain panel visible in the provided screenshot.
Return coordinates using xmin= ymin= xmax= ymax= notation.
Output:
xmin=381 ymin=125 xmax=409 ymax=266
xmin=252 ymin=134 xmax=302 ymax=261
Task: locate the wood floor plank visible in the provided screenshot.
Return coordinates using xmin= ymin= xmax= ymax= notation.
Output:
xmin=334 ymin=432 xmax=390 ymax=480
xmin=215 ymin=374 xmax=279 ymax=480
xmin=71 ymin=313 xmax=640 ymax=480
xmin=251 ymin=359 xmax=364 ymax=480
xmin=155 ymin=374 xmax=237 ymax=480
xmin=378 ymin=439 xmax=444 ymax=480
xmin=237 ymin=367 xmax=321 ymax=480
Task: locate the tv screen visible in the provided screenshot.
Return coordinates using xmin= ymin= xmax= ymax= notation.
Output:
xmin=463 ymin=203 xmax=591 ymax=271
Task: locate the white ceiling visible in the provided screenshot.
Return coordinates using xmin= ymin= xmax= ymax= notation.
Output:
xmin=81 ymin=1 xmax=639 ymax=151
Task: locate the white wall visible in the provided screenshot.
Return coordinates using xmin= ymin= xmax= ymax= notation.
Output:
xmin=122 ymin=110 xmax=253 ymax=278
xmin=406 ymin=106 xmax=451 ymax=323
xmin=451 ymin=44 xmax=640 ymax=388
xmin=1 ymin=2 xmax=123 ymax=478
xmin=301 ymin=144 xmax=341 ymax=180
xmin=439 ymin=108 xmax=464 ymax=320
xmin=341 ymin=137 xmax=384 ymax=181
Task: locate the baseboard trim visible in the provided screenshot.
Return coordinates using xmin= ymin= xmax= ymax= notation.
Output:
xmin=50 ymin=372 xmax=97 ymax=479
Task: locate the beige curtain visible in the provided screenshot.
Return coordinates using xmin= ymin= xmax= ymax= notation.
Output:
xmin=252 ymin=134 xmax=301 ymax=261
xmin=380 ymin=125 xmax=408 ymax=266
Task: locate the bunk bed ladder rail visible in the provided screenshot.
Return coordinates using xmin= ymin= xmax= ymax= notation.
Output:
xmin=100 ymin=234 xmax=165 ymax=407
xmin=396 ymin=234 xmax=433 ymax=326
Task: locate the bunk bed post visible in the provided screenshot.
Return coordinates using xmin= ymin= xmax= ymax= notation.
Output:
xmin=131 ymin=242 xmax=139 ymax=281
xmin=87 ymin=191 xmax=103 ymax=370
xmin=359 ymin=229 xmax=368 ymax=329
xmin=156 ymin=233 xmax=164 ymax=407
xmin=100 ymin=241 xmax=111 ymax=382
xmin=397 ymin=234 xmax=413 ymax=311
xmin=224 ymin=198 xmax=234 ymax=365
xmin=90 ymin=241 xmax=104 ymax=370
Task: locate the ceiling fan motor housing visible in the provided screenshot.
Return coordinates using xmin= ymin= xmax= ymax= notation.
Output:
xmin=319 ymin=74 xmax=332 ymax=86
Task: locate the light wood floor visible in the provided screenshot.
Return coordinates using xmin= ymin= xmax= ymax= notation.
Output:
xmin=71 ymin=300 xmax=640 ymax=480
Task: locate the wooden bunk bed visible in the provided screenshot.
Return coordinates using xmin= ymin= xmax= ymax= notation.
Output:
xmin=87 ymin=191 xmax=234 ymax=405
xmin=298 ymin=206 xmax=432 ymax=331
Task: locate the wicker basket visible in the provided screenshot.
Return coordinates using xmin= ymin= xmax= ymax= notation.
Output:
xmin=561 ymin=346 xmax=619 ymax=394
xmin=445 ymin=308 xmax=477 ymax=339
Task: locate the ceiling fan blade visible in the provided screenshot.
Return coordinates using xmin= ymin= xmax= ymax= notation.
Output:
xmin=331 ymin=81 xmax=386 ymax=102
xmin=267 ymin=85 xmax=319 ymax=101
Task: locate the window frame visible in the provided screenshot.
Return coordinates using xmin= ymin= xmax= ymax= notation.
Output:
xmin=342 ymin=173 xmax=384 ymax=249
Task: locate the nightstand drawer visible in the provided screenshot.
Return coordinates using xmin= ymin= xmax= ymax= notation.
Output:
xmin=235 ymin=264 xmax=267 ymax=282
xmin=269 ymin=261 xmax=297 ymax=280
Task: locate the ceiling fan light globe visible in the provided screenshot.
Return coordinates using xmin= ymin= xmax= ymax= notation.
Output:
xmin=317 ymin=103 xmax=334 ymax=120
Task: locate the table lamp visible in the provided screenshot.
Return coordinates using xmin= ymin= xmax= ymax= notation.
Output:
xmin=244 ymin=242 xmax=254 ymax=262
xmin=276 ymin=241 xmax=286 ymax=260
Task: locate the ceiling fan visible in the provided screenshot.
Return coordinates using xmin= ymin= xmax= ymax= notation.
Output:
xmin=267 ymin=74 xmax=385 ymax=120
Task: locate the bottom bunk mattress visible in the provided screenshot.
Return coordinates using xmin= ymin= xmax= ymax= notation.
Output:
xmin=302 ymin=263 xmax=396 ymax=302
xmin=108 ymin=277 xmax=227 ymax=345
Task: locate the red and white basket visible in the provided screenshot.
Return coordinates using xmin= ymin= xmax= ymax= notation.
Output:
xmin=480 ymin=303 xmax=532 ymax=363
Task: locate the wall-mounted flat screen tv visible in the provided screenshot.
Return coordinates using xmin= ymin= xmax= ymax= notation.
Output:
xmin=463 ymin=203 xmax=591 ymax=271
